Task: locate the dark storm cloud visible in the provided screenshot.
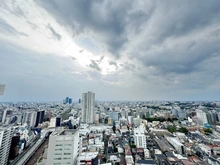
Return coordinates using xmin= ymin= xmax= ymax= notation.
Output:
xmin=47 ymin=23 xmax=62 ymax=40
xmin=0 ymin=18 xmax=28 ymax=36
xmin=139 ymin=39 xmax=220 ymax=75
xmin=88 ymin=60 xmax=101 ymax=72
xmin=37 ymin=0 xmax=150 ymax=57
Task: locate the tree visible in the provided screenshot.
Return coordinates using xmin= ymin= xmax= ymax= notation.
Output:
xmin=167 ymin=126 xmax=176 ymax=133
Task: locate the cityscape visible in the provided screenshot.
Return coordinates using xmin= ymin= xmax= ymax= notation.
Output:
xmin=1 ymin=89 xmax=220 ymax=165
xmin=1 ymin=0 xmax=220 ymax=165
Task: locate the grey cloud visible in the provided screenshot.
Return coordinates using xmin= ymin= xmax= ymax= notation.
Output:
xmin=0 ymin=1 xmax=27 ymax=18
xmin=139 ymin=37 xmax=220 ymax=75
xmin=37 ymin=0 xmax=152 ymax=57
xmin=88 ymin=60 xmax=101 ymax=72
xmin=109 ymin=61 xmax=117 ymax=66
xmin=47 ymin=23 xmax=62 ymax=40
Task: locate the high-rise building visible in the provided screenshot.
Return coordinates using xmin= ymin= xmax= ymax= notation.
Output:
xmin=134 ymin=125 xmax=147 ymax=149
xmin=0 ymin=126 xmax=14 ymax=165
xmin=23 ymin=111 xmax=37 ymax=128
xmin=63 ymin=97 xmax=72 ymax=104
xmin=82 ymin=91 xmax=95 ymax=123
xmin=109 ymin=111 xmax=119 ymax=122
xmin=2 ymin=109 xmax=8 ymax=124
xmin=196 ymin=110 xmax=208 ymax=126
xmin=66 ymin=97 xmax=69 ymax=104
xmin=35 ymin=110 xmax=45 ymax=127
xmin=69 ymin=98 xmax=72 ymax=104
xmin=177 ymin=109 xmax=187 ymax=120
xmin=46 ymin=128 xmax=79 ymax=165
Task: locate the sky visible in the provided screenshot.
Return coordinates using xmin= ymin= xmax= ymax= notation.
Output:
xmin=1 ymin=0 xmax=220 ymax=102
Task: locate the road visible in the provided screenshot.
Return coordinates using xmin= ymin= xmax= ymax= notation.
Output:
xmin=25 ymin=137 xmax=49 ymax=165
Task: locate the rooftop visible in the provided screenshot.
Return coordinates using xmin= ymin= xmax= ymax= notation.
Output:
xmin=78 ymin=152 xmax=99 ymax=160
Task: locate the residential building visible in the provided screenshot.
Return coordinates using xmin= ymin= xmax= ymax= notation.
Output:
xmin=0 ymin=126 xmax=14 ymax=165
xmin=78 ymin=152 xmax=98 ymax=165
xmin=196 ymin=110 xmax=208 ymax=126
xmin=134 ymin=126 xmax=147 ymax=149
xmin=82 ymin=91 xmax=95 ymax=123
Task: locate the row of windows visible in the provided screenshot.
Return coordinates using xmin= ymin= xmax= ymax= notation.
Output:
xmin=55 ymin=144 xmax=72 ymax=146
xmin=54 ymin=157 xmax=71 ymax=160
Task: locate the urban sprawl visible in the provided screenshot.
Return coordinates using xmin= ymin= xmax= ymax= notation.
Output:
xmin=1 ymin=91 xmax=220 ymax=165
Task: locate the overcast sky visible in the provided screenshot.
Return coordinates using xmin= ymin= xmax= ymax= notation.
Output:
xmin=1 ymin=0 xmax=220 ymax=102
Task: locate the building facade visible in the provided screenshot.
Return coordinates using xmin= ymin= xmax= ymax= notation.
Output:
xmin=134 ymin=126 xmax=147 ymax=149
xmin=0 ymin=126 xmax=14 ymax=165
xmin=82 ymin=91 xmax=95 ymax=123
xmin=46 ymin=128 xmax=79 ymax=165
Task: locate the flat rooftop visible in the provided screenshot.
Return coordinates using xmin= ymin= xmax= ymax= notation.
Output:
xmin=78 ymin=152 xmax=98 ymax=160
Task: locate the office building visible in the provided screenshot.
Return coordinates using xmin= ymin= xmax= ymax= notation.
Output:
xmin=35 ymin=110 xmax=45 ymax=127
xmin=63 ymin=97 xmax=73 ymax=104
xmin=82 ymin=91 xmax=95 ymax=123
xmin=0 ymin=126 xmax=14 ymax=165
xmin=46 ymin=128 xmax=79 ymax=165
xmin=69 ymin=98 xmax=72 ymax=104
xmin=109 ymin=111 xmax=119 ymax=122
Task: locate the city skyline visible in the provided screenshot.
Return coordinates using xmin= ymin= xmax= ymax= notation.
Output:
xmin=1 ymin=1 xmax=220 ymax=102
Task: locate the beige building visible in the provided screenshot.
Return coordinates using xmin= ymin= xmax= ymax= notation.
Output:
xmin=46 ymin=128 xmax=79 ymax=165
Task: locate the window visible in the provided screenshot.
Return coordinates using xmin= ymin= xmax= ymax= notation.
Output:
xmin=54 ymin=157 xmax=62 ymax=160
xmin=63 ymin=157 xmax=71 ymax=160
xmin=55 ymin=148 xmax=62 ymax=151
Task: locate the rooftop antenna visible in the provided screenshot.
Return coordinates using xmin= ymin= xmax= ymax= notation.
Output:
xmin=0 ymin=84 xmax=5 ymax=95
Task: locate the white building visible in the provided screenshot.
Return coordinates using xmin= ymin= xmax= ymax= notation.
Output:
xmin=128 ymin=116 xmax=134 ymax=126
xmin=134 ymin=126 xmax=147 ymax=149
xmin=125 ymin=155 xmax=134 ymax=165
xmin=2 ymin=109 xmax=7 ymax=124
xmin=196 ymin=110 xmax=208 ymax=126
xmin=0 ymin=126 xmax=14 ymax=165
xmin=166 ymin=137 xmax=185 ymax=155
xmin=82 ymin=91 xmax=95 ymax=123
xmin=23 ymin=111 xmax=37 ymax=128
xmin=46 ymin=128 xmax=79 ymax=165
xmin=78 ymin=152 xmax=99 ymax=165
